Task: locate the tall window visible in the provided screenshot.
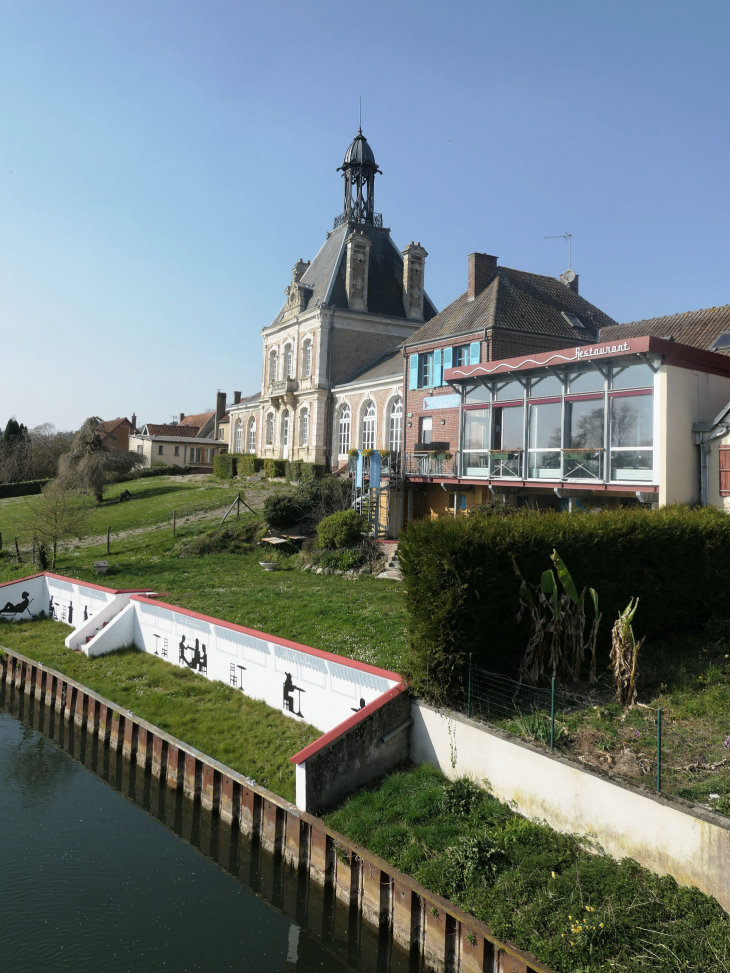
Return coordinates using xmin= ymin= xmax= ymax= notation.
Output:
xmin=338 ymin=405 xmax=351 ymax=455
xmin=419 ymin=416 xmax=432 ymax=445
xmin=234 ymin=418 xmax=243 ymax=453
xmin=268 ymin=349 xmax=278 ymax=384
xmin=455 ymin=345 xmax=470 ymax=367
xmin=528 ymin=401 xmax=561 ymax=478
xmin=265 ymin=412 xmax=274 ymax=446
xmin=361 ymin=401 xmax=376 ymax=449
xmin=610 ymin=391 xmax=653 ymax=481
xmin=302 ymin=339 xmax=312 ymax=378
xmin=284 ymin=344 xmax=293 ymax=379
xmin=388 ymin=398 xmax=402 ymax=454
xmin=282 ymin=411 xmax=290 ymax=447
xmin=419 ymin=352 xmax=434 ymax=388
xmin=247 ymin=417 xmax=256 ymax=453
xmin=299 ymin=408 xmax=309 ymax=446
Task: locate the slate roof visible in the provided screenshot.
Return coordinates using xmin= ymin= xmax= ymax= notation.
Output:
xmin=266 ymin=223 xmax=437 ymax=328
xmin=403 ymin=267 xmax=617 ymax=347
xmin=339 ymin=349 xmax=403 ymax=386
xmin=600 ymin=305 xmax=730 ymax=356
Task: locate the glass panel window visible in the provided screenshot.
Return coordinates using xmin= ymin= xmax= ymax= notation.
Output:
xmin=610 ymin=392 xmax=653 ymax=481
xmin=299 ymin=409 xmax=309 ymax=446
xmin=420 ymin=416 xmax=432 ymax=445
xmin=234 ymin=419 xmax=243 ymax=453
xmin=248 ymin=419 xmax=256 ymax=453
xmin=567 ymin=400 xmax=604 ymax=448
xmin=465 ymin=382 xmax=490 ymax=403
xmin=420 ymin=352 xmax=434 ymax=388
xmin=362 ymin=402 xmax=376 ymax=449
xmin=495 ymin=379 xmax=524 ymax=401
xmin=528 ymin=401 xmax=561 ymax=478
xmin=284 ymin=345 xmax=293 ymax=379
xmin=455 ymin=345 xmax=470 ymax=367
xmin=338 ymin=406 xmax=351 ymax=455
xmin=611 ymin=362 xmax=655 ymax=390
xmin=493 ymin=405 xmax=523 ymax=450
xmin=282 ymin=411 xmax=290 ymax=446
xmin=388 ymin=399 xmax=402 ymax=454
xmin=268 ymin=350 xmax=277 ymax=384
xmin=610 ymin=449 xmax=654 ymax=481
xmin=529 ymin=373 xmax=562 ymax=397
xmin=303 ymin=340 xmax=312 ymax=377
xmin=464 ymin=409 xmax=489 ymax=451
xmin=569 ymin=368 xmax=604 ymax=394
xmin=265 ymin=413 xmax=274 ymax=446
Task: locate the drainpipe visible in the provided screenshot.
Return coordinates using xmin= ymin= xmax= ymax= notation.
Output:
xmin=693 ymin=422 xmax=730 ymax=507
xmin=323 ymin=307 xmax=335 ymax=471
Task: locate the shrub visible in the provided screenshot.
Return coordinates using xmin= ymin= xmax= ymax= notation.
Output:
xmin=317 ymin=509 xmax=365 ymax=549
xmin=0 ymin=478 xmax=50 ymax=499
xmin=300 ymin=462 xmax=326 ymax=484
xmin=399 ymin=505 xmax=730 ymax=696
xmin=213 ymin=453 xmax=237 ymax=479
xmin=177 ymin=519 xmax=264 ymax=556
xmin=285 ymin=459 xmax=303 ymax=481
xmin=238 ymin=454 xmax=263 ymax=476
xmin=263 ymin=458 xmax=286 ymax=478
xmin=263 ymin=493 xmax=306 ymax=529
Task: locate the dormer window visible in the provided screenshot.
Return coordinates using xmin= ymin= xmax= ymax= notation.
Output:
xmin=561 ymin=311 xmax=592 ymax=337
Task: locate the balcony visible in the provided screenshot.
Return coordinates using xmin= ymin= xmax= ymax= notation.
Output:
xmin=405 ymin=452 xmax=458 ymax=478
xmin=462 ymin=450 xmax=523 ymax=479
xmin=268 ymin=378 xmax=298 ymax=395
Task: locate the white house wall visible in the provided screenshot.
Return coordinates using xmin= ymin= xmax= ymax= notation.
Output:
xmin=0 ymin=574 xmax=122 ymax=632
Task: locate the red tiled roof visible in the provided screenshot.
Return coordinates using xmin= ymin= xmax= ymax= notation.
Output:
xmin=179 ymin=411 xmax=214 ymax=427
xmin=97 ymin=417 xmax=132 ymax=433
xmin=144 ymin=424 xmax=202 ymax=438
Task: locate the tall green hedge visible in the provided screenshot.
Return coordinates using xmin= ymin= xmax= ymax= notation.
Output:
xmin=238 ymin=454 xmax=263 ymax=476
xmin=399 ymin=506 xmax=730 ymax=694
xmin=0 ymin=478 xmax=50 ymax=499
xmin=263 ymin=458 xmax=286 ymax=478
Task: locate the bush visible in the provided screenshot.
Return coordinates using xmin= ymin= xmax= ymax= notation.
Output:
xmin=285 ymin=459 xmax=303 ymax=481
xmin=177 ymin=518 xmax=264 ymax=556
xmin=213 ymin=453 xmax=237 ymax=479
xmin=299 ymin=543 xmax=381 ymax=572
xmin=263 ymin=458 xmax=286 ymax=478
xmin=399 ymin=505 xmax=730 ymax=696
xmin=300 ymin=462 xmax=326 ymax=484
xmin=263 ymin=493 xmax=306 ymax=529
xmin=0 ymin=478 xmax=50 ymax=499
xmin=238 ymin=454 xmax=263 ymax=476
xmin=118 ymin=465 xmax=200 ymax=481
xmin=317 ymin=509 xmax=365 ymax=549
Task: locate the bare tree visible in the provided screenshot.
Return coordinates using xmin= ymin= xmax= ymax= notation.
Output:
xmin=18 ymin=481 xmax=92 ymax=569
xmin=28 ymin=423 xmax=74 ymax=479
xmin=57 ymin=416 xmax=144 ymax=501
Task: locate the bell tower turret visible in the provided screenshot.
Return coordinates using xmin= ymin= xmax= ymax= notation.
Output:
xmin=335 ymin=128 xmax=382 ymax=228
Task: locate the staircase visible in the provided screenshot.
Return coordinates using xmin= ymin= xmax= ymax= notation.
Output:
xmin=376 ymin=542 xmax=401 ymax=581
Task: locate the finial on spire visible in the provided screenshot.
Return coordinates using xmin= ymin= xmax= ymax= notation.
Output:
xmin=358 ymin=95 xmax=362 ymax=134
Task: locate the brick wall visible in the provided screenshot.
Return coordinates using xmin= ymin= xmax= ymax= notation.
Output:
xmin=332 ymin=385 xmax=403 ymax=462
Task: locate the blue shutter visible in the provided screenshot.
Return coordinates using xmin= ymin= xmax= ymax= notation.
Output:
xmin=469 ymin=341 xmax=481 ymax=365
xmin=433 ymin=348 xmax=442 ymax=387
xmin=409 ymin=354 xmax=419 ymax=390
xmin=442 ymin=346 xmax=453 ymax=385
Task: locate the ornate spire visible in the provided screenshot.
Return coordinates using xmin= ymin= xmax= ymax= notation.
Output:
xmin=334 ymin=130 xmax=382 ymax=229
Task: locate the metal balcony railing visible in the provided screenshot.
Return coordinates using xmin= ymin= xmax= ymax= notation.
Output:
xmin=405 ymin=452 xmax=458 ymax=477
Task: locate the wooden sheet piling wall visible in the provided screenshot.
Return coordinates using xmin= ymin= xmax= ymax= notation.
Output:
xmin=0 ymin=648 xmax=553 ymax=973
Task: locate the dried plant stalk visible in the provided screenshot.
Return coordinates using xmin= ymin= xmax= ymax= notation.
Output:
xmin=609 ymin=598 xmax=644 ymax=706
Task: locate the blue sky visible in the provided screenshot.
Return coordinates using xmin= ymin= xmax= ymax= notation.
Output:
xmin=2 ymin=0 xmax=729 ymax=430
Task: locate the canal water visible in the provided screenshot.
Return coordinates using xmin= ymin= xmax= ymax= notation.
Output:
xmin=0 ymin=682 xmax=413 ymax=973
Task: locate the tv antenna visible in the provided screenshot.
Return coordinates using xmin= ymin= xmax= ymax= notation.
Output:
xmin=545 ymin=232 xmax=572 ymax=270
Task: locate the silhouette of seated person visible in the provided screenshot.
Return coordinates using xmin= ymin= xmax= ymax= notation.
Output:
xmin=282 ymin=672 xmax=305 ymax=715
xmin=179 ymin=635 xmax=191 ymax=666
xmin=351 ymin=697 xmax=366 ymax=713
xmin=0 ymin=591 xmax=32 ymax=616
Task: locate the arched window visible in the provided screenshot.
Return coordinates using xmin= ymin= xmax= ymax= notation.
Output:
xmin=284 ymin=344 xmax=293 ymax=379
xmin=338 ymin=405 xmax=351 ymax=455
xmin=247 ymin=417 xmax=256 ymax=453
xmin=388 ymin=398 xmax=403 ymax=454
xmin=302 ymin=338 xmax=312 ymax=378
xmin=234 ymin=418 xmax=243 ymax=453
xmin=282 ymin=410 xmax=290 ymax=447
xmin=361 ymin=401 xmax=376 ymax=450
xmin=265 ymin=412 xmax=274 ymax=446
xmin=268 ymin=349 xmax=278 ymax=384
xmin=299 ymin=408 xmax=309 ymax=447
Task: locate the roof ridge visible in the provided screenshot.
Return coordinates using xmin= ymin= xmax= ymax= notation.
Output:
xmin=617 ymin=304 xmax=730 ymax=328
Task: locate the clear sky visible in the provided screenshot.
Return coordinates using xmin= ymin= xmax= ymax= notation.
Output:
xmin=2 ymin=0 xmax=729 ymax=430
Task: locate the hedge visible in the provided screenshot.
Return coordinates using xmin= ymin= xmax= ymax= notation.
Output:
xmin=263 ymin=458 xmax=286 ymax=478
xmin=238 ymin=454 xmax=263 ymax=476
xmin=122 ymin=465 xmax=202 ymax=481
xmin=213 ymin=453 xmax=238 ymax=479
xmin=285 ymin=459 xmax=303 ymax=481
xmin=399 ymin=506 xmax=730 ymax=695
xmin=0 ymin=478 xmax=50 ymax=499
xmin=284 ymin=460 xmax=326 ymax=483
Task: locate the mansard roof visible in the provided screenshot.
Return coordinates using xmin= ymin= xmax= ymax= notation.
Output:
xmin=338 ymin=349 xmax=403 ymax=387
xmin=266 ymin=222 xmax=437 ymax=329
xmin=600 ymin=305 xmax=730 ymax=356
xmin=403 ymin=266 xmax=617 ymax=347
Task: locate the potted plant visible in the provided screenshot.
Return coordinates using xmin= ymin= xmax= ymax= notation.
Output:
xmin=348 ymin=447 xmax=358 ymax=458
xmin=378 ymin=449 xmax=390 ymax=459
xmin=259 ymin=549 xmax=280 ymax=571
xmin=361 ymin=448 xmax=374 ymax=458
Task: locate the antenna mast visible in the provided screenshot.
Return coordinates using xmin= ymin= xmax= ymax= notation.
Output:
xmin=545 ymin=232 xmax=572 ymax=270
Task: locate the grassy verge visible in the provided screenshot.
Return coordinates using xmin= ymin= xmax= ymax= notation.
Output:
xmin=325 ymin=765 xmax=730 ymax=972
xmin=0 ymin=512 xmax=408 ymax=672
xmin=0 ymin=617 xmax=318 ymax=802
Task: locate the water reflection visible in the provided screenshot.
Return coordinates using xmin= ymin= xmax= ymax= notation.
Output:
xmin=0 ymin=682 xmax=412 ymax=973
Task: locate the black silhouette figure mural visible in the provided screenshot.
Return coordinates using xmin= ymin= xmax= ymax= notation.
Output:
xmin=282 ymin=672 xmax=305 ymax=718
xmin=351 ymin=697 xmax=366 ymax=713
xmin=178 ymin=635 xmax=208 ymax=674
xmin=49 ymin=595 xmax=56 ymax=619
xmin=83 ymin=605 xmax=88 ymax=622
xmin=67 ymin=602 xmax=73 ymax=625
xmin=0 ymin=591 xmax=33 ymax=617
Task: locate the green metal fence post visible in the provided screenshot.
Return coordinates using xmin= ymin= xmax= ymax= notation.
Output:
xmin=550 ymin=677 xmax=556 ymax=751
xmin=467 ymin=653 xmax=473 ymax=718
xmin=656 ymin=707 xmax=662 ymax=793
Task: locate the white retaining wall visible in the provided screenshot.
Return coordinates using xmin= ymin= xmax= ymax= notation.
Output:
xmin=411 ymin=701 xmax=730 ymax=912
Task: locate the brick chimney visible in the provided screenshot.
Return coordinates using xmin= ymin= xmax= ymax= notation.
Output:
xmin=179 ymin=413 xmax=185 ymax=424
xmin=215 ymin=391 xmax=227 ymax=423
xmin=467 ymin=253 xmax=498 ymax=301
xmin=402 ymin=241 xmax=428 ymax=320
xmin=131 ymin=413 xmax=137 ymax=432
xmin=233 ymin=391 xmax=242 ymax=405
xmin=345 ymin=230 xmax=372 ymax=311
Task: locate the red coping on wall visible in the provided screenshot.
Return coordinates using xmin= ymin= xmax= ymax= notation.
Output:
xmin=0 ymin=571 xmax=152 ymax=595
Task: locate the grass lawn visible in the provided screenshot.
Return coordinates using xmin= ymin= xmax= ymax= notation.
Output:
xmin=0 ymin=617 xmax=318 ymax=802
xmin=325 ymin=764 xmax=730 ymax=973
xmin=0 ymin=475 xmax=281 ymax=544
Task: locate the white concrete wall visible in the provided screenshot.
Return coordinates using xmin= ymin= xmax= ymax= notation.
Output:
xmin=411 ymin=702 xmax=730 ymax=911
xmin=0 ymin=574 xmax=118 ymax=631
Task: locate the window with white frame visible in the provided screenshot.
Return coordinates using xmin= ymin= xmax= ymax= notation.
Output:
xmin=234 ymin=418 xmax=243 ymax=453
xmin=302 ymin=339 xmax=312 ymax=378
xmin=299 ymin=408 xmax=309 ymax=446
xmin=284 ymin=344 xmax=293 ymax=379
xmin=268 ymin=349 xmax=278 ymax=384
xmin=338 ymin=405 xmax=351 ymax=455
xmin=388 ymin=398 xmax=402 ymax=454
xmin=419 ymin=352 xmax=434 ymax=388
xmin=265 ymin=412 xmax=274 ymax=446
xmin=190 ymin=447 xmax=202 ymax=463
xmin=247 ymin=417 xmax=256 ymax=453
xmin=361 ymin=401 xmax=376 ymax=449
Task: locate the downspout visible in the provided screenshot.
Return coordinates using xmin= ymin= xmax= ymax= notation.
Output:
xmin=693 ymin=422 xmax=729 ymax=507
xmin=324 ymin=307 xmax=335 ymax=472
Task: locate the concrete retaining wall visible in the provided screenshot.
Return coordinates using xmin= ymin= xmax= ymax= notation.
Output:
xmin=411 ymin=701 xmax=730 ymax=912
xmin=0 ymin=647 xmax=553 ymax=973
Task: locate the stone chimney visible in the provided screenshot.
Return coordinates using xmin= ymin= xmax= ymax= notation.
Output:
xmin=402 ymin=242 xmax=428 ymax=320
xmin=131 ymin=413 xmax=137 ymax=432
xmin=345 ymin=230 xmax=372 ymax=311
xmin=179 ymin=413 xmax=185 ymax=424
xmin=467 ymin=253 xmax=498 ymax=301
xmin=233 ymin=391 xmax=242 ymax=405
xmin=560 ymin=269 xmax=579 ymax=294
xmin=215 ymin=391 xmax=227 ymax=424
